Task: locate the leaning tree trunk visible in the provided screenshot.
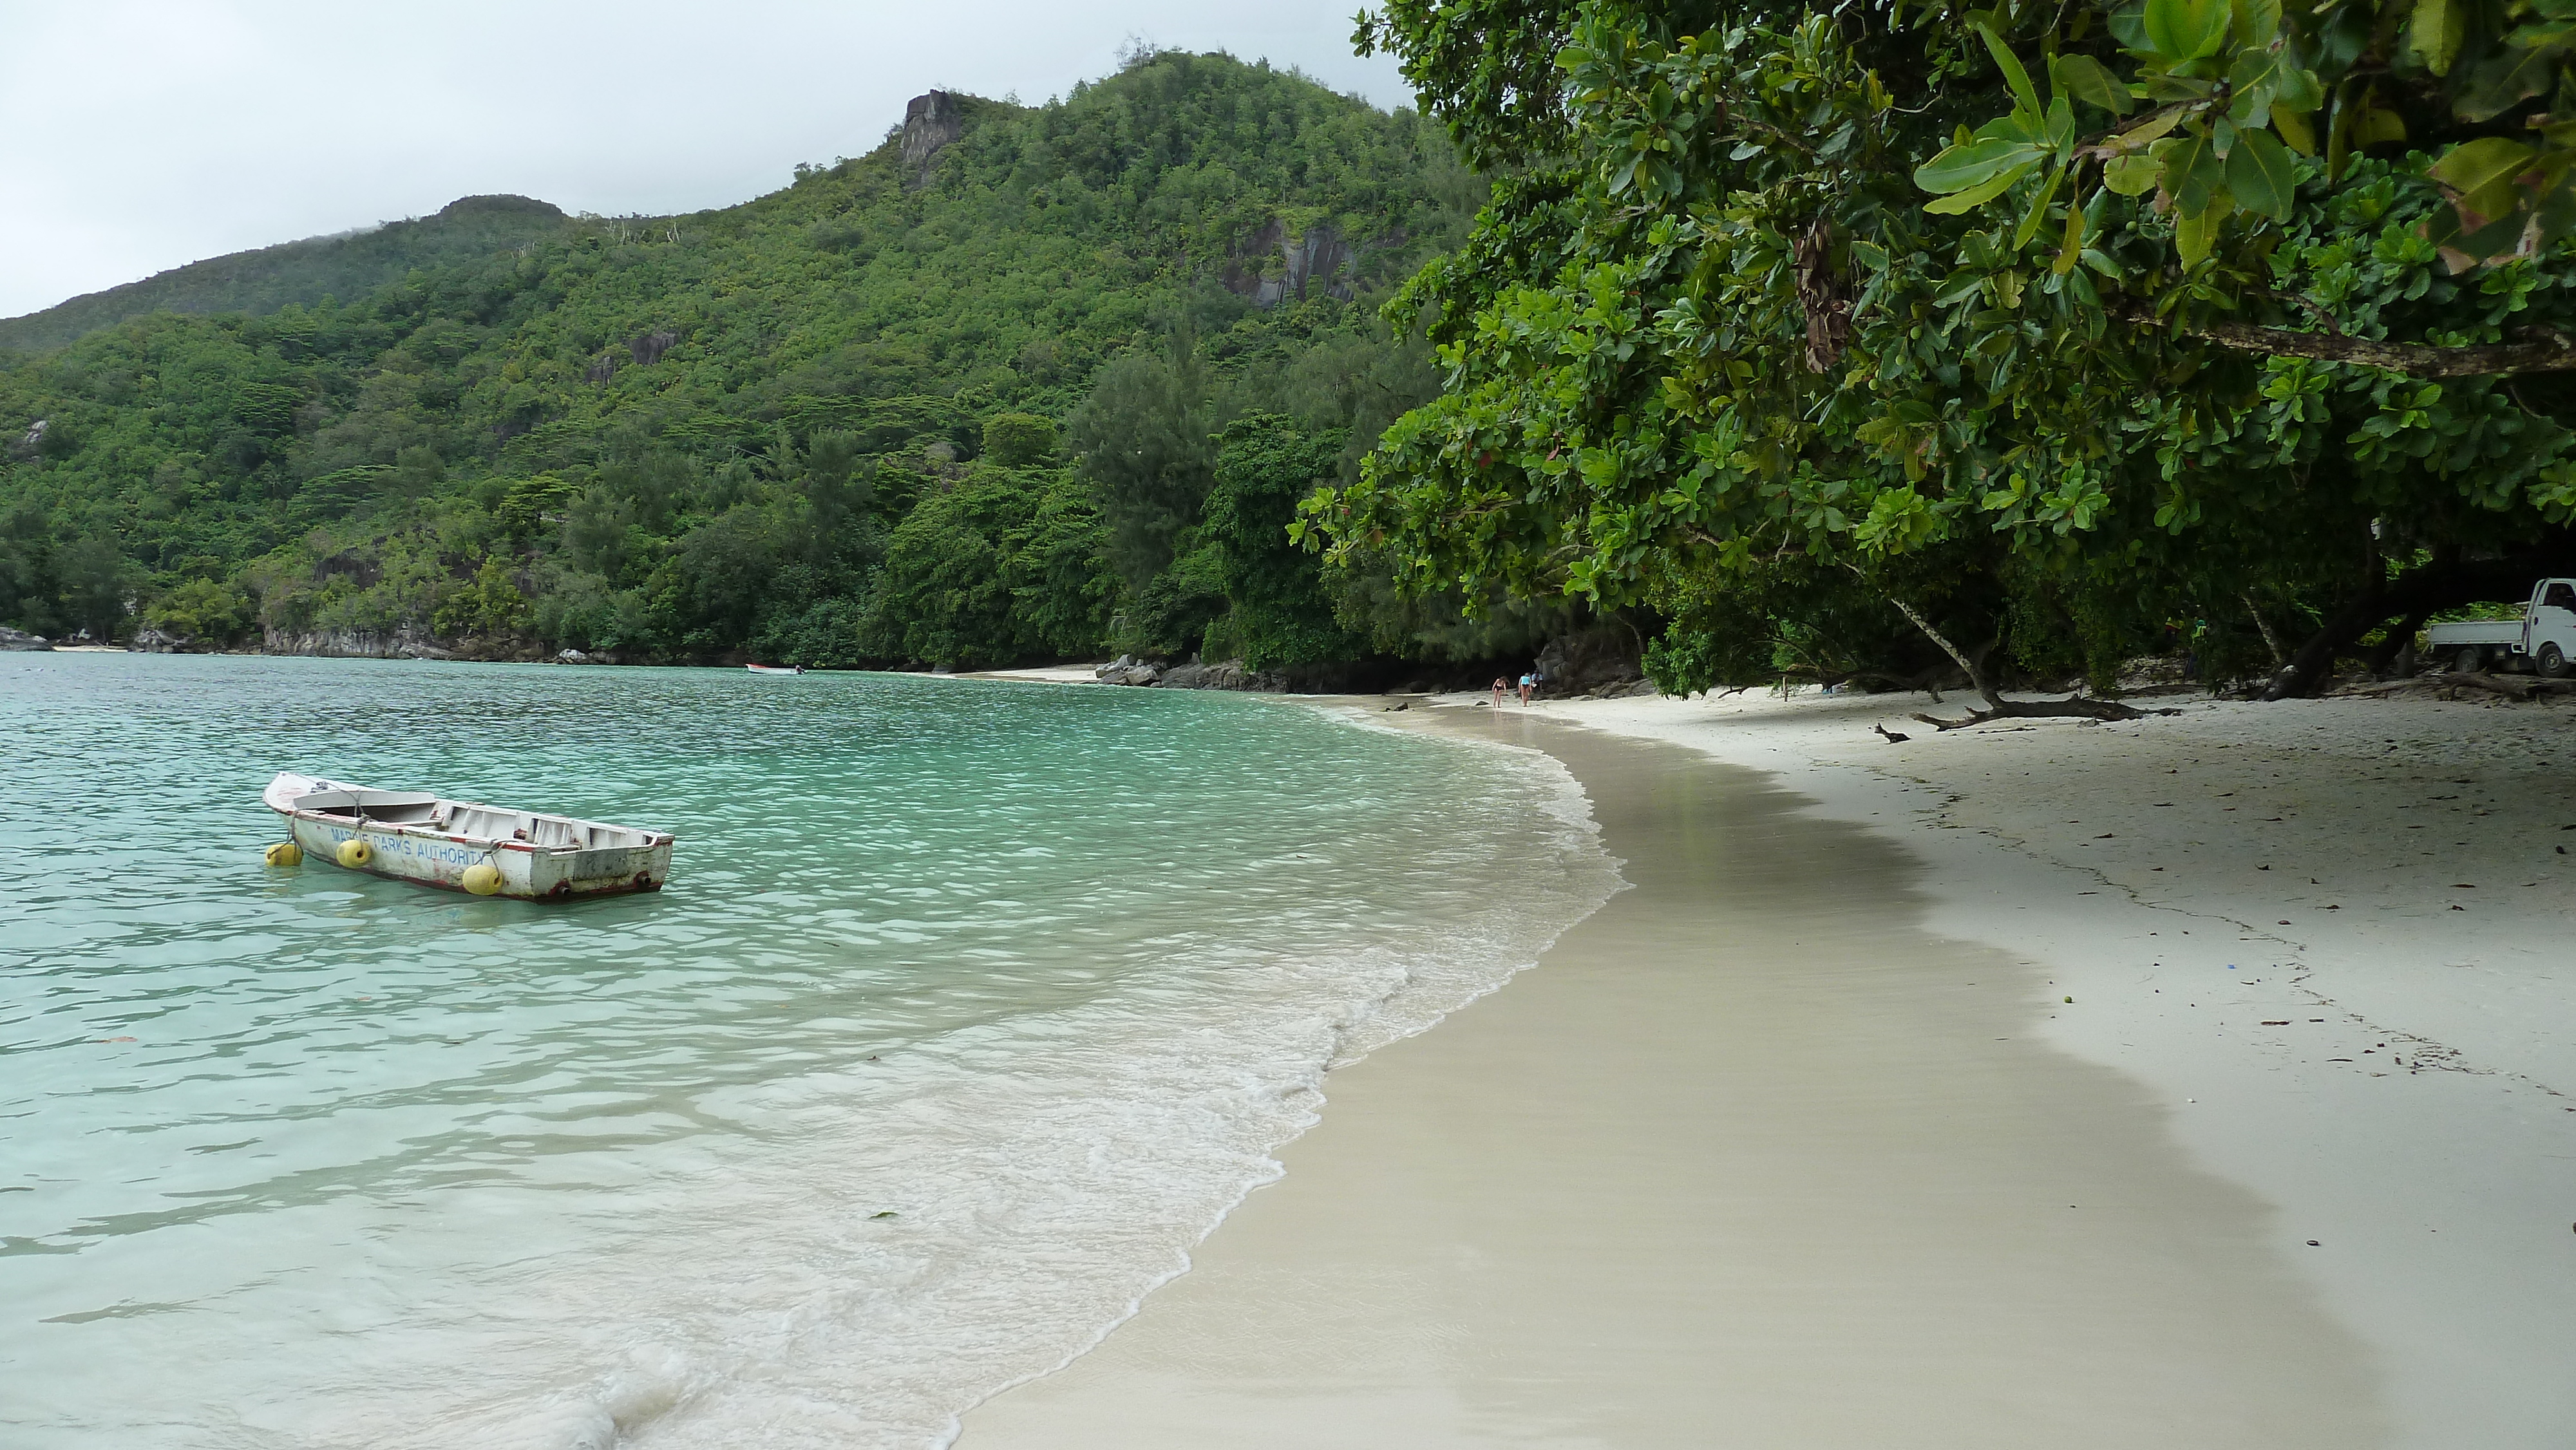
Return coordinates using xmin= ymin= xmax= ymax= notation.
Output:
xmin=2241 ymin=591 xmax=2288 ymax=669
xmin=1883 ymin=593 xmax=2161 ymax=728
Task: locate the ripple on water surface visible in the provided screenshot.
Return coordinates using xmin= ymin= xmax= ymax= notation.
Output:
xmin=0 ymin=655 xmax=1616 ymax=1448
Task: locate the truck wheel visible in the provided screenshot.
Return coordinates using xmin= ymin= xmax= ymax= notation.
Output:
xmin=2454 ymin=646 xmax=2485 ymax=674
xmin=2541 ymin=644 xmax=2570 ymax=679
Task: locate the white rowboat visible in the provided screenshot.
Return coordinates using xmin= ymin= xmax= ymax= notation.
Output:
xmin=745 ymin=663 xmax=804 ymax=675
xmin=263 ymin=771 xmax=675 ymax=901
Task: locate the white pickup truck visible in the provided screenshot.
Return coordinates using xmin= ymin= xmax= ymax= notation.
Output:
xmin=2427 ymin=577 xmax=2576 ymax=676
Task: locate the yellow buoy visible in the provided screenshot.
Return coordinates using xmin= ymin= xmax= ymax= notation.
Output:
xmin=460 ymin=862 xmax=504 ymax=896
xmin=263 ymin=841 xmax=303 ymax=867
xmin=336 ymin=838 xmax=375 ymax=869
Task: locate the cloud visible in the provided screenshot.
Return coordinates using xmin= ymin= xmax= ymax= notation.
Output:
xmin=0 ymin=0 xmax=1414 ymax=319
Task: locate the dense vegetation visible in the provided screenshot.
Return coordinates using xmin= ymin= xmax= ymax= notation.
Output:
xmin=1307 ymin=0 xmax=2576 ymax=702
xmin=0 ymin=52 xmax=1558 ymax=678
xmin=0 ymin=196 xmax=581 ymax=355
xmin=23 ymin=8 xmax=2555 ymax=702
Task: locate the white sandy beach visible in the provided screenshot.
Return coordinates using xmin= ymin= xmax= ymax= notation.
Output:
xmin=958 ymin=679 xmax=2574 ymax=1447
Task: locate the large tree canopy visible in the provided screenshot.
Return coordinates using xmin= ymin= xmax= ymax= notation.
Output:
xmin=1312 ymin=0 xmax=2576 ymax=699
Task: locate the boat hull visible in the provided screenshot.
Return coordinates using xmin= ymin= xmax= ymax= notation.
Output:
xmin=280 ymin=816 xmax=672 ymax=899
xmin=263 ymin=773 xmax=675 ymax=901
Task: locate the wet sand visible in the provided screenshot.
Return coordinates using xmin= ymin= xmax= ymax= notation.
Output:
xmin=958 ymin=715 xmax=2385 ymax=1447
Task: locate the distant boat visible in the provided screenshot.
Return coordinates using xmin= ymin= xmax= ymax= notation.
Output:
xmin=746 ymin=663 xmax=805 ymax=675
xmin=263 ymin=772 xmax=674 ymax=900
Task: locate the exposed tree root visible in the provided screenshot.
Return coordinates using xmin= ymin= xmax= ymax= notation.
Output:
xmin=1908 ymin=696 xmax=2179 ymax=731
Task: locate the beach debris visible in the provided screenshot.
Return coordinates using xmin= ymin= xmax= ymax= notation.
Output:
xmin=871 ymin=1210 xmax=898 ymax=1219
xmin=1908 ymin=695 xmax=2180 ymax=731
xmin=1873 ymin=724 xmax=1910 ymax=742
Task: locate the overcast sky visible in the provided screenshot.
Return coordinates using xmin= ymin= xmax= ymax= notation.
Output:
xmin=0 ymin=1 xmax=1413 ymax=320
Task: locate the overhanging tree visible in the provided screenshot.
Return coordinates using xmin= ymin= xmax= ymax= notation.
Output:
xmin=1313 ymin=0 xmax=2576 ymax=703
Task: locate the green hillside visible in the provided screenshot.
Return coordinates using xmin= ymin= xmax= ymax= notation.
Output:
xmin=0 ymin=52 xmax=1517 ymax=673
xmin=0 ymin=195 xmax=580 ymax=355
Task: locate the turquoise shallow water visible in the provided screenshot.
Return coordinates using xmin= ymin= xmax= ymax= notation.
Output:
xmin=0 ymin=655 xmax=1615 ymax=1448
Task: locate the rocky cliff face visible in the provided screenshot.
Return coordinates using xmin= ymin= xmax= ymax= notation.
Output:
xmin=1534 ymin=625 xmax=1647 ymax=696
xmin=263 ymin=626 xmax=454 ymax=661
xmin=901 ymin=91 xmax=965 ymax=187
xmin=1222 ymin=220 xmax=1385 ymax=306
xmin=1096 ymin=655 xmax=1287 ymax=691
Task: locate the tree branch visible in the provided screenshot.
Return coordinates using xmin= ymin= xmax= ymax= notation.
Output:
xmin=2161 ymin=315 xmax=2576 ymax=378
xmin=1882 ymin=590 xmax=1998 ymax=707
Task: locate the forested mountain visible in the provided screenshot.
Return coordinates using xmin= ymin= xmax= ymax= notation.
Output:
xmin=0 ymin=52 xmax=1557 ymax=677
xmin=0 ymin=196 xmax=580 ymax=355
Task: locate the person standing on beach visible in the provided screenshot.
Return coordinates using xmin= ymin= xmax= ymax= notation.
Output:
xmin=1492 ymin=677 xmax=1508 ymax=708
xmin=1518 ymin=672 xmax=1535 ymax=706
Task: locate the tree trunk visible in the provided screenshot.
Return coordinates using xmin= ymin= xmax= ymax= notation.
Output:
xmin=2363 ymin=610 xmax=2430 ymax=678
xmin=2241 ymin=591 xmax=2287 ymax=668
xmin=1885 ymin=594 xmax=2000 ymax=708
xmin=2264 ymin=577 xmax=2385 ymax=701
xmin=1885 ymin=592 xmax=2163 ymax=726
xmin=2264 ymin=536 xmax=2576 ymax=699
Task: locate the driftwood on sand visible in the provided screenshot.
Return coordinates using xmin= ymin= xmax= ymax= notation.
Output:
xmin=2329 ymin=672 xmax=2576 ymax=703
xmin=1906 ymin=696 xmax=2182 ymax=731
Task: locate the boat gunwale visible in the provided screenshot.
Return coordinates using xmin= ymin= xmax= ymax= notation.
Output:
xmin=263 ymin=773 xmax=676 ymax=858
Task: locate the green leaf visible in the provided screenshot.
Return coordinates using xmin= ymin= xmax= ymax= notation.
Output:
xmin=2272 ymin=64 xmax=2324 ymax=115
xmin=2430 ymin=135 xmax=2539 ymax=220
xmin=2108 ymin=0 xmax=2151 ymax=50
xmin=2104 ymin=151 xmax=2164 ymax=193
xmin=1926 ymin=162 xmax=2036 ymax=212
xmin=2274 ymin=106 xmax=2316 ymax=156
xmin=2053 ymin=202 xmax=2088 ymax=274
xmin=2014 ymin=162 xmax=2069 ymax=249
xmin=2232 ymin=0 xmax=2284 ymax=48
xmin=2161 ymin=133 xmax=2229 ymax=214
xmin=1915 ymin=137 xmax=2042 ymax=193
xmin=1975 ymin=21 xmax=2045 ymax=117
xmin=2142 ymin=0 xmax=2231 ymax=61
xmin=2051 ymin=53 xmax=2136 ymax=114
xmin=2410 ymin=0 xmax=2466 ymax=77
xmin=2103 ymin=107 xmax=2190 ymax=152
xmin=2454 ymin=44 xmax=2561 ymax=123
xmin=2175 ymin=199 xmax=2230 ymax=265
xmin=2355 ymin=104 xmax=2408 ymax=144
xmin=2225 ymin=127 xmax=2298 ymax=220
xmin=1972 ymin=108 xmax=2049 ymax=146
